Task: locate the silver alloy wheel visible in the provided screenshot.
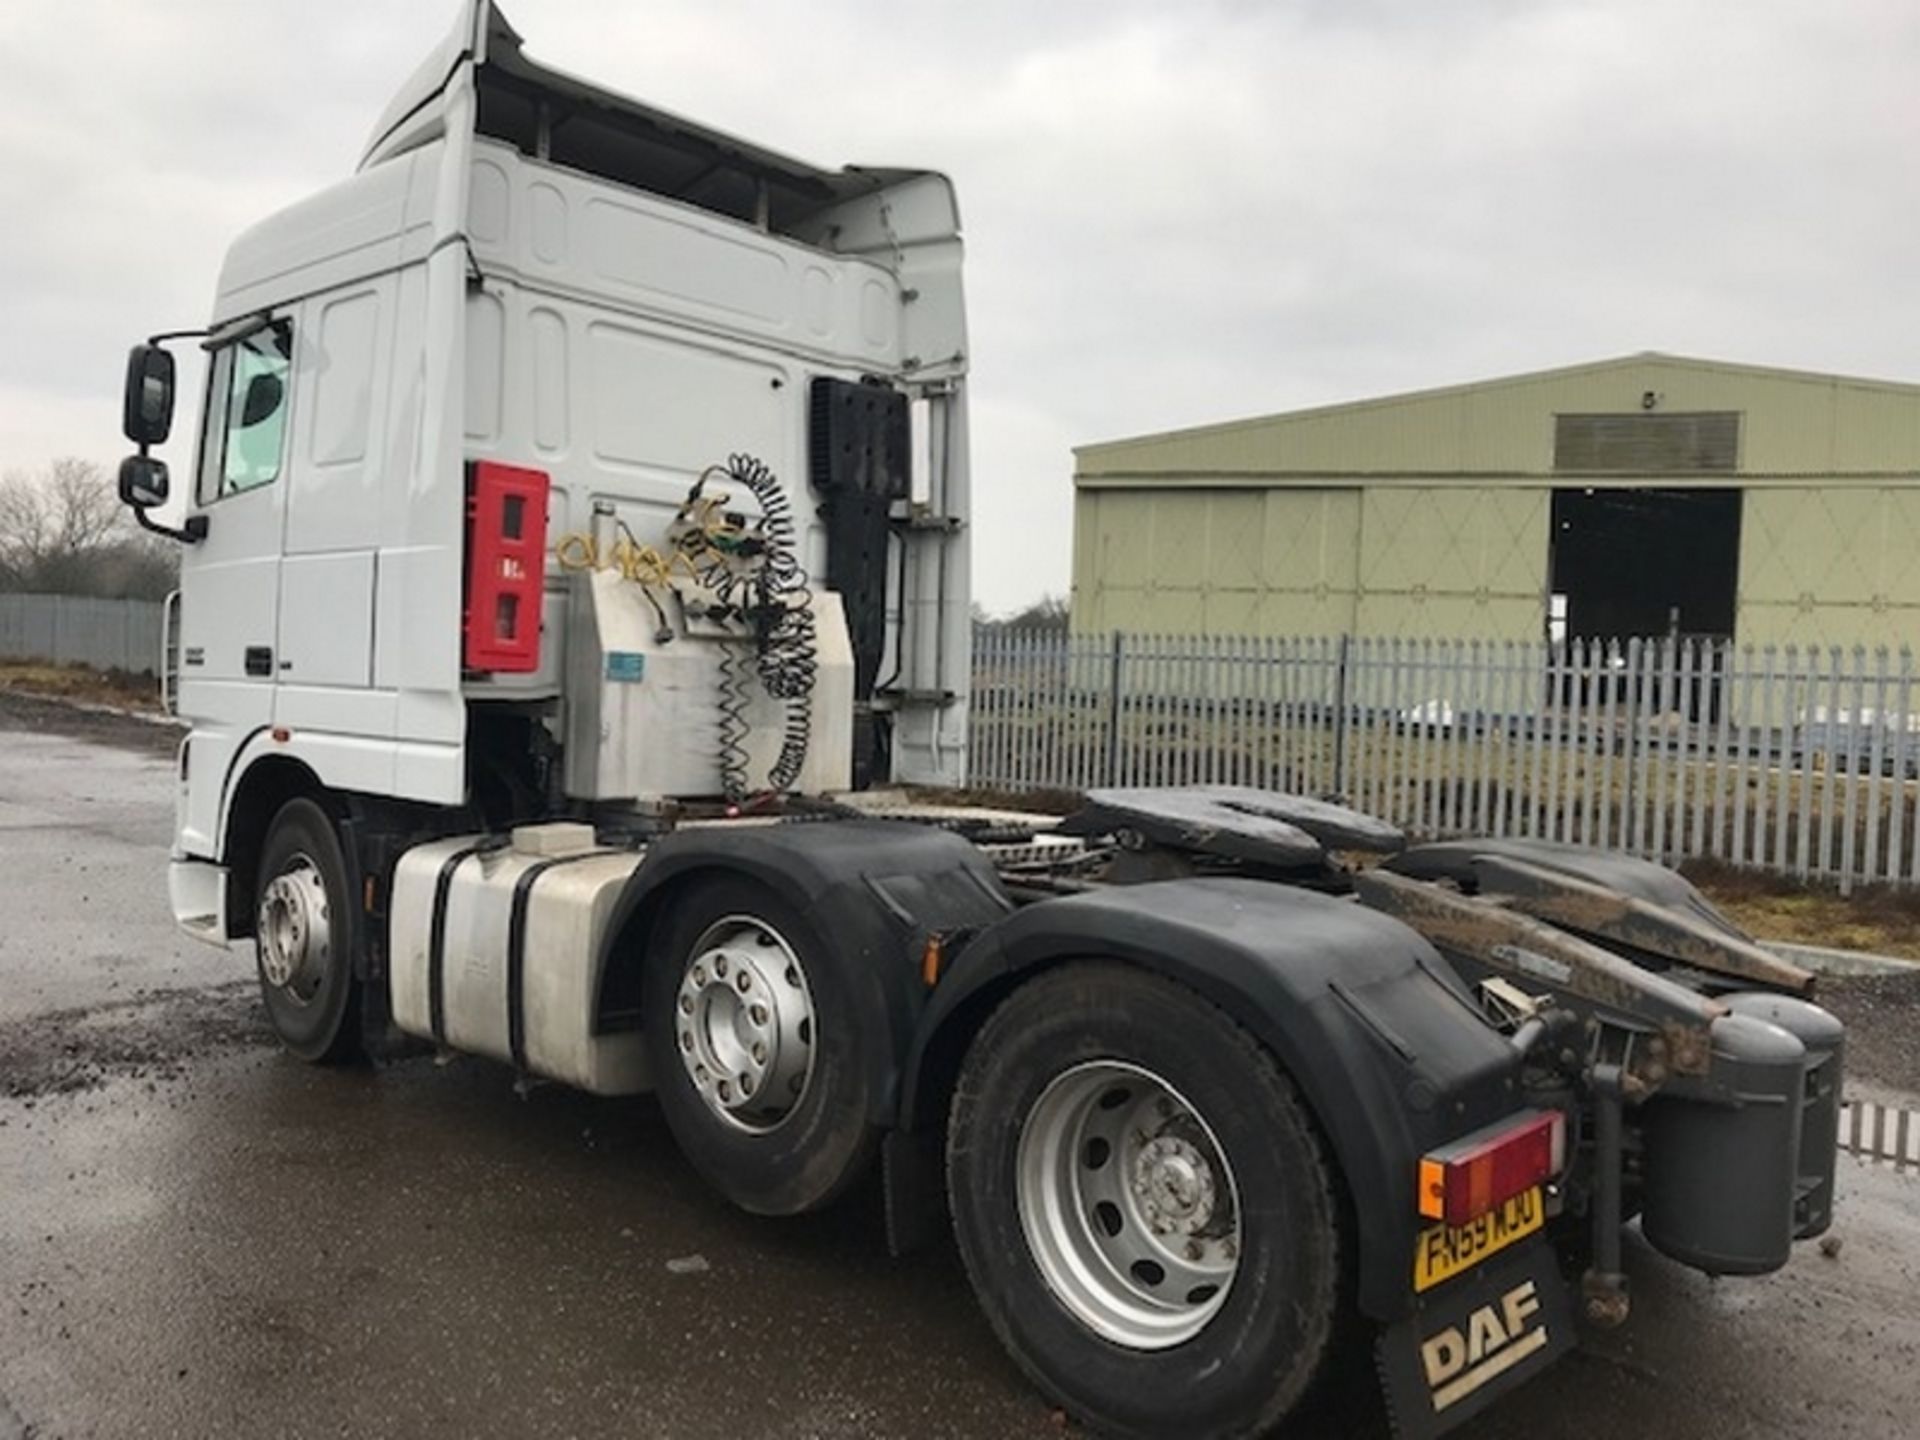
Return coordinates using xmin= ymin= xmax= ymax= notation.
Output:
xmin=675 ymin=914 xmax=816 ymax=1133
xmin=1017 ymin=1060 xmax=1242 ymax=1350
xmin=256 ymin=853 xmax=331 ymax=1007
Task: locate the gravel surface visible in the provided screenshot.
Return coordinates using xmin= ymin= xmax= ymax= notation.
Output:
xmin=1818 ymin=970 xmax=1920 ymax=1095
xmin=0 ymin=687 xmax=183 ymax=757
xmin=0 ymin=982 xmax=266 ymax=1099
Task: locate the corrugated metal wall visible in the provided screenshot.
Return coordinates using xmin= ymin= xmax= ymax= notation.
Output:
xmin=1072 ymin=488 xmax=1361 ymax=634
xmin=1739 ymin=487 xmax=1920 ymax=648
xmin=1354 ymin=487 xmax=1547 ymax=638
xmin=0 ymin=594 xmax=166 ymax=675
xmin=1073 ymin=485 xmax=1550 ymax=639
xmin=1072 ymin=355 xmax=1920 ymax=649
xmin=1078 ymin=355 xmax=1920 ymax=478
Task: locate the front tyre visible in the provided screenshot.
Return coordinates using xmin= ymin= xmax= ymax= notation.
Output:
xmin=254 ymin=796 xmax=362 ymax=1064
xmin=947 ymin=963 xmax=1341 ymax=1440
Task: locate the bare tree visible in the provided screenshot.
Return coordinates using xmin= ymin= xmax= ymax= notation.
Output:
xmin=982 ymin=594 xmax=1070 ymax=633
xmin=0 ymin=458 xmax=178 ymax=599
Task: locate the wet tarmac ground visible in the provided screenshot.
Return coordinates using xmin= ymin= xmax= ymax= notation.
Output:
xmin=3 ymin=696 xmax=1918 ymax=1439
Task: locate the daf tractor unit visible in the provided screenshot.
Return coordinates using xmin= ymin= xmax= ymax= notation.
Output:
xmin=115 ymin=5 xmax=1846 ymax=1436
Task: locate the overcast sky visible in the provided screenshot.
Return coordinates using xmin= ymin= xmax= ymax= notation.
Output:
xmin=3 ymin=0 xmax=1917 ymax=612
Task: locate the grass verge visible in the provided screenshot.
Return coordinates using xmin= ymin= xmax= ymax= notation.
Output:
xmin=0 ymin=660 xmax=162 ymax=712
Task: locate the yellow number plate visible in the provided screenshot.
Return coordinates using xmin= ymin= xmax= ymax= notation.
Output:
xmin=1413 ymin=1186 xmax=1545 ymax=1293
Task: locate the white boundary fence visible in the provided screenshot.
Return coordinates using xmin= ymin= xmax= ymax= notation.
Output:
xmin=1840 ymin=1098 xmax=1920 ymax=1172
xmin=0 ymin=593 xmax=165 ymax=675
xmin=971 ymin=628 xmax=1920 ymax=892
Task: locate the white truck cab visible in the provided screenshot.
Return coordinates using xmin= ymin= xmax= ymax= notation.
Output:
xmin=121 ymin=0 xmax=971 ymax=945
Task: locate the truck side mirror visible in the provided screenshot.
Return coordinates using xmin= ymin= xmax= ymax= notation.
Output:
xmin=118 ymin=454 xmax=171 ymax=509
xmin=122 ymin=344 xmax=177 ymax=446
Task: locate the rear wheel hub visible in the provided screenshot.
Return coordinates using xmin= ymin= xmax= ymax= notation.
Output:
xmin=1017 ymin=1059 xmax=1243 ymax=1350
xmin=675 ymin=915 xmax=816 ymax=1133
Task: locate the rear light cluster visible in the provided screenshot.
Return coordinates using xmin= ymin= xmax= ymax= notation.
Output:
xmin=1418 ymin=1110 xmax=1566 ymax=1228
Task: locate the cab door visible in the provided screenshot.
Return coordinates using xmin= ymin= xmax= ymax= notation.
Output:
xmin=273 ymin=281 xmax=394 ymax=735
xmin=174 ymin=321 xmax=294 ymax=855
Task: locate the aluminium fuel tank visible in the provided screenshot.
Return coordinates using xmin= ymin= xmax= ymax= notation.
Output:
xmin=389 ymin=824 xmax=649 ymax=1094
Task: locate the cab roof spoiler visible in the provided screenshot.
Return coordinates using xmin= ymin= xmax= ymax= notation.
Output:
xmin=360 ymin=1 xmax=931 ymax=237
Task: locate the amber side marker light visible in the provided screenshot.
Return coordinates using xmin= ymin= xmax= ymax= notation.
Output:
xmin=1417 ymin=1110 xmax=1565 ymax=1229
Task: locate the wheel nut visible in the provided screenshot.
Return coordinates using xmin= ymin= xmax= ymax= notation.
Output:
xmin=715 ymin=956 xmax=729 ymax=978
xmin=751 ymin=1042 xmax=767 ymax=1064
xmin=750 ymin=1004 xmax=768 ymax=1026
xmin=680 ymin=1031 xmax=693 ymax=1051
xmin=1186 ymin=1241 xmax=1203 ymax=1261
xmin=718 ymin=1080 xmax=733 ymax=1102
xmin=736 ymin=971 xmax=752 ymax=994
xmin=692 ymin=965 xmax=706 ymax=986
xmin=680 ymin=994 xmax=694 ymax=1014
xmin=739 ymin=1074 xmax=754 ymax=1096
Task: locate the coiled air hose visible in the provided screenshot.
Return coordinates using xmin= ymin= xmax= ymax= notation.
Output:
xmin=679 ymin=454 xmax=819 ymax=798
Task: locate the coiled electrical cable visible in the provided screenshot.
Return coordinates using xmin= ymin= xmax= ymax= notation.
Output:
xmin=715 ymin=642 xmax=753 ymax=802
xmin=680 ymin=454 xmax=819 ymax=794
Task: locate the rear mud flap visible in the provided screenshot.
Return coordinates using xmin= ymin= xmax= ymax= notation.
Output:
xmin=1376 ymin=1243 xmax=1576 ymax=1439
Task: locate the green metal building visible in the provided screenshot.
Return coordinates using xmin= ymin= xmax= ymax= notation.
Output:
xmin=1072 ymin=354 xmax=1920 ymax=650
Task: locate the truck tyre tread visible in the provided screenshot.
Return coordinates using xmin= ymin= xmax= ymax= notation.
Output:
xmin=947 ymin=961 xmax=1341 ymax=1440
xmin=642 ymin=875 xmax=879 ymax=1215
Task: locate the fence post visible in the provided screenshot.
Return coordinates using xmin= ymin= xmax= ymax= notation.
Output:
xmin=1103 ymin=630 xmax=1124 ymax=787
xmin=1621 ymin=637 xmax=1642 ymax=854
xmin=1331 ymin=632 xmax=1353 ymax=800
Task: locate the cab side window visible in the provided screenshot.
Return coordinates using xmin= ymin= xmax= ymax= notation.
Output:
xmin=198 ymin=322 xmax=293 ymax=503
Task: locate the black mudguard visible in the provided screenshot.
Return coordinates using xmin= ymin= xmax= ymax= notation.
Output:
xmin=900 ymin=878 xmax=1524 ymax=1322
xmin=595 ymin=820 xmax=1013 ymax=1122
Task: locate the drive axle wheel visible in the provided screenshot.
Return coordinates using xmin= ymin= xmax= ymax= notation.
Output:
xmin=254 ymin=797 xmax=362 ymax=1063
xmin=1019 ymin=1060 xmax=1242 ymax=1349
xmin=948 ymin=962 xmax=1341 ymax=1440
xmin=643 ymin=876 xmax=878 ymax=1215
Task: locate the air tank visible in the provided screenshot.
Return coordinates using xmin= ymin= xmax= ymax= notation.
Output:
xmin=1640 ymin=1010 xmax=1807 ymax=1275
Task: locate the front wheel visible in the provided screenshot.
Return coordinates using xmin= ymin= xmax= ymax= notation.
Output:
xmin=253 ymin=796 xmax=362 ymax=1063
xmin=947 ymin=962 xmax=1341 ymax=1440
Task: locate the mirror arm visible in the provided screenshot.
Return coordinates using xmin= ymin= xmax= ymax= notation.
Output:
xmin=199 ymin=313 xmax=274 ymax=351
xmin=134 ymin=506 xmax=207 ymax=545
xmin=147 ymin=325 xmax=212 ymax=346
